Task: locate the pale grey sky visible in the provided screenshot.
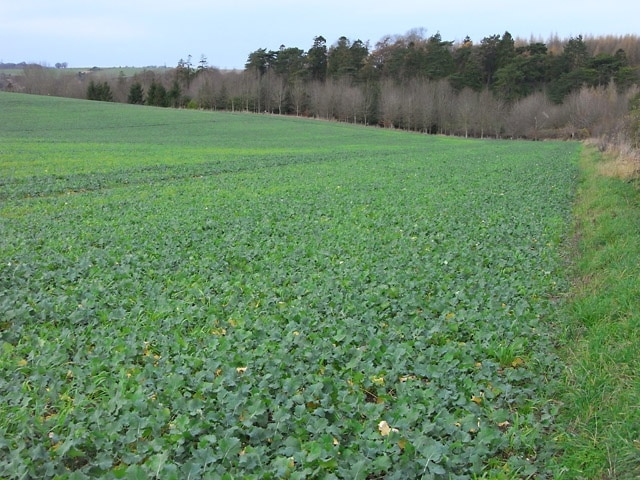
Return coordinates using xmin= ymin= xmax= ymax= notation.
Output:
xmin=1 ymin=0 xmax=638 ymax=69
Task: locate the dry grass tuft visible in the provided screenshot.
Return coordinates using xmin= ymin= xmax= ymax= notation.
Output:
xmin=585 ymin=138 xmax=640 ymax=180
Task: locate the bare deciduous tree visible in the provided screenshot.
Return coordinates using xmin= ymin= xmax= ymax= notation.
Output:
xmin=433 ymin=79 xmax=456 ymax=135
xmin=308 ymin=80 xmax=337 ymax=120
xmin=566 ymin=86 xmax=610 ymax=137
xmin=505 ymin=92 xmax=554 ymax=139
xmin=289 ymin=78 xmax=307 ymax=116
xmin=22 ymin=65 xmax=57 ymax=95
xmin=264 ymin=70 xmax=286 ymax=114
xmin=456 ymin=87 xmax=478 ymax=137
xmin=378 ymin=79 xmax=402 ymax=128
xmin=334 ymin=79 xmax=363 ymax=123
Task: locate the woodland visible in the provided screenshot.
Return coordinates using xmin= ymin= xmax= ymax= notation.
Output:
xmin=3 ymin=30 xmax=640 ymax=150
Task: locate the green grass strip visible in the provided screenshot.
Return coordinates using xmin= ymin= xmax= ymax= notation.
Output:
xmin=554 ymin=146 xmax=640 ymax=479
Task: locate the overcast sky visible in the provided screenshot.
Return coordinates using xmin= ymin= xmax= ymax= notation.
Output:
xmin=1 ymin=0 xmax=638 ymax=69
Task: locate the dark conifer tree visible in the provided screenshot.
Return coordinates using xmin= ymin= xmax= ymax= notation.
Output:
xmin=87 ymin=80 xmax=113 ymax=101
xmin=127 ymin=82 xmax=144 ymax=104
xmin=307 ymin=36 xmax=328 ymax=82
xmin=146 ymin=80 xmax=168 ymax=107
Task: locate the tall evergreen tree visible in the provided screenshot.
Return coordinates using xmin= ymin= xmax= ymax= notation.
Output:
xmin=86 ymin=80 xmax=113 ymax=101
xmin=494 ymin=43 xmax=549 ymax=102
xmin=146 ymin=80 xmax=168 ymax=107
xmin=86 ymin=80 xmax=98 ymax=100
xmin=168 ymin=80 xmax=182 ymax=107
xmin=127 ymin=82 xmax=144 ymax=104
xmin=549 ymin=36 xmax=596 ymax=102
xmin=496 ymin=32 xmax=516 ymax=69
xmin=451 ymin=37 xmax=483 ymax=91
xmin=424 ymin=33 xmax=455 ymax=80
xmin=563 ymin=35 xmax=589 ymax=70
xmin=307 ymin=36 xmax=328 ymax=82
xmin=245 ymin=48 xmax=275 ymax=76
xmin=198 ymin=54 xmax=208 ymax=72
xmin=272 ymin=46 xmax=307 ymax=82
xmin=327 ymin=37 xmax=368 ymax=79
xmin=174 ymin=55 xmax=195 ymax=89
xmin=478 ymin=34 xmax=502 ymax=87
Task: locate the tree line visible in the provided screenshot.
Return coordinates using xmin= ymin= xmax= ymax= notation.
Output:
xmin=4 ymin=31 xmax=640 ymax=146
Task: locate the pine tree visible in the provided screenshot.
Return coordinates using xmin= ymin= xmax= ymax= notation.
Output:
xmin=168 ymin=80 xmax=182 ymax=107
xmin=146 ymin=80 xmax=168 ymax=107
xmin=307 ymin=36 xmax=328 ymax=82
xmin=86 ymin=80 xmax=98 ymax=100
xmin=87 ymin=80 xmax=113 ymax=101
xmin=128 ymin=82 xmax=144 ymax=104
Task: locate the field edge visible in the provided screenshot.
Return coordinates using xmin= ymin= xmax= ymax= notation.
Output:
xmin=552 ymin=145 xmax=640 ymax=478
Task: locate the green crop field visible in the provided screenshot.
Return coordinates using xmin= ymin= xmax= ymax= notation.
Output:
xmin=0 ymin=92 xmax=581 ymax=479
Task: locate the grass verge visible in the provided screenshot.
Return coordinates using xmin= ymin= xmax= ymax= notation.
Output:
xmin=554 ymin=145 xmax=640 ymax=478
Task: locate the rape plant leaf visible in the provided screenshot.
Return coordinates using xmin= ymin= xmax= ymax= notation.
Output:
xmin=123 ymin=465 xmax=147 ymax=480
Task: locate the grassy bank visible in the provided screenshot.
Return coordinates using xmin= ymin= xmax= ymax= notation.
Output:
xmin=554 ymin=146 xmax=640 ymax=478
